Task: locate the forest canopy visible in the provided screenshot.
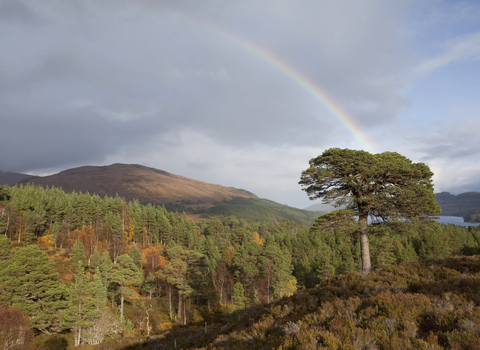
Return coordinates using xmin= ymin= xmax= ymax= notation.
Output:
xmin=0 ymin=182 xmax=478 ymax=348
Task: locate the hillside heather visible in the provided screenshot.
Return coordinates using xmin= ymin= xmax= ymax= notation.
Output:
xmin=1 ymin=184 xmax=480 ymax=349
xmin=117 ymin=256 xmax=480 ymax=350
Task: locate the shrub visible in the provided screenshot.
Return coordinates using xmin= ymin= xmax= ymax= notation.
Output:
xmin=0 ymin=305 xmax=35 ymax=350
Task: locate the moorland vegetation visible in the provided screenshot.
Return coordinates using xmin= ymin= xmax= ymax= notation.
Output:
xmin=0 ymin=150 xmax=480 ymax=349
xmin=1 ymin=184 xmax=480 ymax=349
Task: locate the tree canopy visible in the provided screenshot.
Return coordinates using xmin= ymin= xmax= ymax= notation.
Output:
xmin=299 ymin=148 xmax=441 ymax=272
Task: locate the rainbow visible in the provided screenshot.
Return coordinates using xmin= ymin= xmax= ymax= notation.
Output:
xmin=164 ymin=8 xmax=376 ymax=153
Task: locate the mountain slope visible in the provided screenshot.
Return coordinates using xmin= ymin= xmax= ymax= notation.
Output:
xmin=200 ymin=197 xmax=323 ymax=223
xmin=17 ymin=164 xmax=257 ymax=208
xmin=15 ymin=163 xmax=323 ymax=223
xmin=436 ymin=191 xmax=480 ymax=218
xmin=0 ymin=171 xmax=31 ymax=185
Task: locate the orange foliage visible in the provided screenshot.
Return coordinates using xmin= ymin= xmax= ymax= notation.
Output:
xmin=68 ymin=226 xmax=98 ymax=261
xmin=124 ymin=213 xmax=135 ymax=246
xmin=158 ymin=255 xmax=169 ymax=270
xmin=141 ymin=246 xmax=160 ymax=273
xmin=37 ymin=233 xmax=55 ymax=250
xmin=253 ymin=232 xmax=264 ymax=246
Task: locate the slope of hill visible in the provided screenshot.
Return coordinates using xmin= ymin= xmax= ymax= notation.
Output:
xmin=436 ymin=191 xmax=480 ymax=222
xmin=110 ymin=255 xmax=480 ymax=350
xmin=15 ymin=163 xmax=320 ymax=223
xmin=17 ymin=164 xmax=257 ymax=209
xmin=201 ymin=197 xmax=324 ymax=224
xmin=0 ymin=170 xmax=31 ymax=185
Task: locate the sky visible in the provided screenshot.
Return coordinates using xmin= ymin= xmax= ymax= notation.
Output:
xmin=1 ymin=0 xmax=480 ymax=209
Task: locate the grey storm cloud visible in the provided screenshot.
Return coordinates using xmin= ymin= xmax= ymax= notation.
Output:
xmin=1 ymin=0 xmax=410 ymax=177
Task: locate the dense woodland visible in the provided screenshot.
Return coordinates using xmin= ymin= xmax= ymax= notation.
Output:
xmin=1 ymin=184 xmax=480 ymax=349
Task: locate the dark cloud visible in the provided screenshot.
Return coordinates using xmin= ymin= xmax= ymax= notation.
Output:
xmin=0 ymin=106 xmax=168 ymax=173
xmin=0 ymin=0 xmax=43 ymax=25
xmin=4 ymin=0 xmax=478 ymax=207
xmin=3 ymin=0 xmax=407 ymax=175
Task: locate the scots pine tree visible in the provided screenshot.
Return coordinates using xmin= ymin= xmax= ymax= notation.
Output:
xmin=0 ymin=245 xmax=70 ymax=333
xmin=69 ymin=263 xmax=100 ymax=346
xmin=110 ymin=254 xmax=143 ymax=321
xmin=70 ymin=240 xmax=87 ymax=275
xmin=300 ymin=148 xmax=441 ymax=272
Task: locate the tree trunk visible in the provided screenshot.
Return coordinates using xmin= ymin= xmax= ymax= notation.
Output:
xmin=359 ymin=212 xmax=371 ymax=273
xmin=18 ymin=216 xmax=22 ymax=244
xmin=5 ymin=214 xmax=9 ymax=236
xmin=177 ymin=294 xmax=182 ymax=323
xmin=267 ymin=275 xmax=271 ymax=304
xmin=183 ymin=299 xmax=186 ymax=325
xmin=168 ymin=285 xmax=172 ymax=320
xmin=120 ymin=292 xmax=124 ymax=321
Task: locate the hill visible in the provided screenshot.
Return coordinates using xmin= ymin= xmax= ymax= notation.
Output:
xmin=200 ymin=197 xmax=323 ymax=223
xmin=436 ymin=191 xmax=480 ymax=222
xmin=15 ymin=163 xmax=321 ymax=224
xmin=0 ymin=170 xmax=31 ymax=185
xmin=17 ymin=164 xmax=256 ymax=208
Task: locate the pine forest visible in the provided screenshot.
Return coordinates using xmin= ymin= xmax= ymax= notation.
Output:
xmin=1 ymin=183 xmax=480 ymax=349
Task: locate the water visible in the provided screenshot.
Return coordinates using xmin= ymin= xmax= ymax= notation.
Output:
xmin=433 ymin=216 xmax=480 ymax=227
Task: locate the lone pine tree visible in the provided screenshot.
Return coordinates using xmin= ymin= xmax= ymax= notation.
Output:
xmin=299 ymin=148 xmax=440 ymax=273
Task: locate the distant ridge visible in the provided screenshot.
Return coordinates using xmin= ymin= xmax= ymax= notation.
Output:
xmin=16 ymin=163 xmax=257 ymax=209
xmin=0 ymin=171 xmax=32 ymax=185
xmin=435 ymin=191 xmax=480 ymax=222
xmin=435 ymin=191 xmax=480 ymax=216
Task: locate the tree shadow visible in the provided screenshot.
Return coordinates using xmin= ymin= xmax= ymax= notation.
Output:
xmin=117 ymin=301 xmax=290 ymax=350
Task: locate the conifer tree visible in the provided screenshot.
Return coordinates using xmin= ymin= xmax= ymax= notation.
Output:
xmin=336 ymin=246 xmax=357 ymax=274
xmin=394 ymin=239 xmax=419 ymax=263
xmin=105 ymin=212 xmax=125 ymax=262
xmin=371 ymin=232 xmax=396 ymax=269
xmin=90 ymin=246 xmax=103 ymax=272
xmin=52 ymin=222 xmax=61 ymax=250
xmin=300 ymin=148 xmax=441 ymax=272
xmin=92 ymin=270 xmax=108 ymax=312
xmin=110 ymin=254 xmax=143 ymax=321
xmin=0 ymin=245 xmax=70 ymax=333
xmin=263 ymin=242 xmax=295 ymax=298
xmin=69 ymin=263 xmax=100 ymax=346
xmin=232 ymin=282 xmax=247 ymax=309
xmin=127 ymin=242 xmax=142 ymax=268
xmin=0 ymin=235 xmax=11 ymax=261
xmin=70 ymin=240 xmax=87 ymax=275
xmin=156 ymin=244 xmax=201 ymax=323
xmin=249 ymin=287 xmax=261 ymax=306
xmin=233 ymin=240 xmax=264 ymax=292
xmin=99 ymin=251 xmax=113 ymax=288
xmin=143 ymin=272 xmax=157 ymax=300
